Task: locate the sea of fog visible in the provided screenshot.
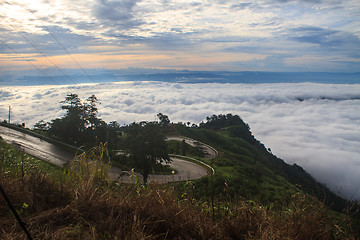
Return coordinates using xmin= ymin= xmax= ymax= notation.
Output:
xmin=1 ymin=81 xmax=359 ymax=200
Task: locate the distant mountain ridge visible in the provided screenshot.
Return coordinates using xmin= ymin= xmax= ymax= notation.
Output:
xmin=2 ymin=70 xmax=359 ymax=85
xmin=120 ymin=71 xmax=360 ymax=84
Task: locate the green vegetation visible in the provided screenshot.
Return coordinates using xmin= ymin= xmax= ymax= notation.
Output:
xmin=33 ymin=94 xmax=171 ymax=180
xmin=167 ymin=139 xmax=207 ymax=159
xmin=173 ymin=115 xmax=354 ymax=212
xmin=0 ymin=137 xmax=63 ymax=180
xmin=39 ymin=93 xmax=112 ymax=148
xmin=2 ymin=94 xmax=359 ymax=238
xmin=1 ymin=138 xmax=358 ymax=239
xmin=121 ymin=122 xmax=170 ymax=184
xmin=10 ymin=95 xmax=359 ymax=211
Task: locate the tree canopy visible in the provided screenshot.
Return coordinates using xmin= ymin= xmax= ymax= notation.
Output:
xmin=200 ymin=113 xmax=250 ymax=130
xmin=124 ymin=122 xmax=170 ymax=184
xmin=39 ymin=93 xmax=105 ymax=147
xmin=157 ymin=113 xmax=170 ymax=126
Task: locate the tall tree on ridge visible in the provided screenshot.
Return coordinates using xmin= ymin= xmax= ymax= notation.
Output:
xmin=124 ymin=122 xmax=170 ymax=185
xmin=58 ymin=93 xmax=83 ymax=144
xmin=85 ymin=95 xmax=101 ymax=130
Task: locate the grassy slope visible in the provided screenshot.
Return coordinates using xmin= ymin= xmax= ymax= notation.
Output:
xmin=1 ymin=138 xmax=359 ymax=239
xmin=173 ymin=124 xmax=350 ymax=211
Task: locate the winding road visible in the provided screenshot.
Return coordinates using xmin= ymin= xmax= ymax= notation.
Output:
xmin=166 ymin=136 xmax=218 ymax=160
xmin=0 ymin=126 xmax=75 ymax=167
xmin=0 ymin=126 xmax=216 ymax=183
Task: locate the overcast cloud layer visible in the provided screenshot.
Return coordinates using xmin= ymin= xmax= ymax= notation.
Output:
xmin=0 ymin=0 xmax=360 ymax=78
xmin=1 ymin=82 xmax=359 ymax=199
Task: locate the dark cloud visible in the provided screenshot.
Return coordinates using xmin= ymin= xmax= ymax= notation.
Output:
xmin=70 ymin=21 xmax=98 ymax=32
xmin=230 ymin=3 xmax=256 ymax=10
xmin=1 ymin=25 xmax=97 ymax=64
xmin=0 ymin=29 xmax=32 ymax=54
xmin=289 ymin=26 xmax=360 ymax=48
xmin=95 ymin=0 xmax=138 ymax=21
xmin=39 ymin=25 xmax=98 ymax=54
xmin=233 ymin=2 xmax=252 ymax=8
xmin=93 ymin=0 xmax=144 ymax=29
xmin=290 ymin=27 xmax=340 ymax=46
xmin=284 ymin=26 xmax=360 ymax=59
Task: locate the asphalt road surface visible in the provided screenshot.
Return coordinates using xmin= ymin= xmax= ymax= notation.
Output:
xmin=166 ymin=136 xmax=218 ymax=160
xmin=0 ymin=126 xmax=75 ymax=167
xmin=0 ymin=126 xmax=212 ymax=183
xmin=111 ymin=157 xmax=208 ymax=184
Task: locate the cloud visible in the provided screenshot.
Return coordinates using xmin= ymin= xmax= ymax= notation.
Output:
xmin=271 ymin=0 xmax=322 ymax=3
xmin=93 ymin=0 xmax=144 ymax=29
xmin=288 ymin=27 xmax=360 ymax=55
xmin=1 ymin=0 xmax=359 ymax=72
xmin=95 ymin=0 xmax=137 ymax=21
xmin=1 ymin=82 xmax=360 ymax=199
xmin=230 ymin=3 xmax=255 ymax=10
xmin=40 ymin=25 xmax=98 ymax=52
xmin=0 ymin=90 xmax=14 ymax=99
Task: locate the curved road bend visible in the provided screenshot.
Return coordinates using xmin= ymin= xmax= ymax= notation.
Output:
xmin=111 ymin=157 xmax=208 ymax=184
xmin=115 ymin=136 xmax=217 ymax=183
xmin=0 ymin=126 xmax=215 ymax=183
xmin=166 ymin=136 xmax=218 ymax=160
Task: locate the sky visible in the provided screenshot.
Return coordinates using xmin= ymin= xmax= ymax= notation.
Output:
xmin=0 ymin=0 xmax=360 ymax=80
xmin=1 ymin=82 xmax=360 ymax=200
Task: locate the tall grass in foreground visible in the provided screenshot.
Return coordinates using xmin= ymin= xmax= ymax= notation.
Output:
xmin=64 ymin=142 xmax=111 ymax=201
xmin=0 ymin=140 xmax=358 ymax=239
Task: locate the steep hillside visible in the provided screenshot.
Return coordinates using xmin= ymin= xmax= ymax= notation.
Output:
xmin=173 ymin=114 xmax=349 ymax=211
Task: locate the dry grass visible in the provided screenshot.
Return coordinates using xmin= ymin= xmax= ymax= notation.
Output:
xmin=0 ymin=142 xmax=358 ymax=240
